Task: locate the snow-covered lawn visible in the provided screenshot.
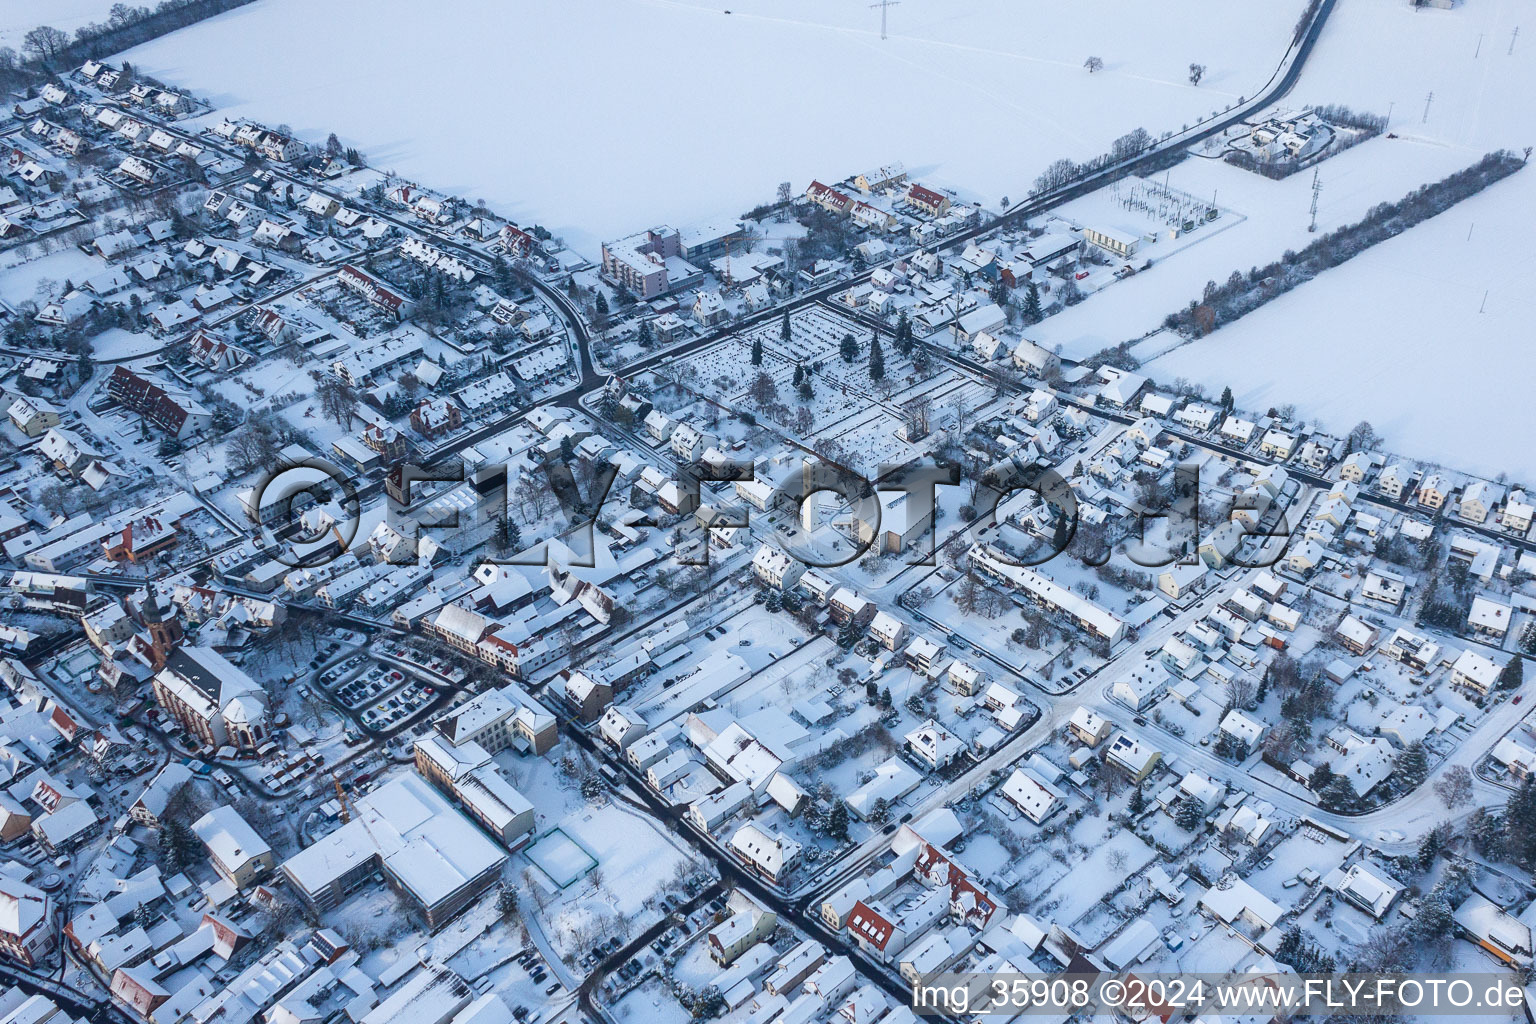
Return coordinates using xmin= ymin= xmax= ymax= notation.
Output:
xmin=0 ymin=246 xmax=102 ymax=307
xmin=120 ymin=0 xmax=1303 ymax=256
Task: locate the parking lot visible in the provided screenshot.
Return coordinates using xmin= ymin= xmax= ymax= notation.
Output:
xmin=332 ymin=663 xmax=438 ymax=730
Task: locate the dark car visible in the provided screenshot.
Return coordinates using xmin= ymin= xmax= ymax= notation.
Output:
xmin=544 ymin=983 xmax=561 ymax=995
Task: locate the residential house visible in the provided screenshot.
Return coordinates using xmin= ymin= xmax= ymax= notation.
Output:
xmin=1105 ymin=733 xmax=1161 ymax=781
xmin=1258 ymin=429 xmax=1297 ymax=460
xmin=1468 ymin=596 xmax=1512 ymax=640
xmin=1068 ymin=706 xmax=1113 ymax=747
xmin=1326 ymin=862 xmax=1402 ymax=920
xmin=7 ymin=396 xmax=60 ymax=438
xmin=0 ymin=877 xmax=54 ymax=966
xmin=191 ymin=805 xmax=274 ymax=889
xmin=1377 ymin=464 xmax=1410 ymax=500
xmin=707 ymin=902 xmax=777 ymax=966
xmin=867 ymin=612 xmax=907 ymax=652
xmin=904 ymin=720 xmax=963 ymax=771
xmin=729 ymin=823 xmax=801 ymax=884
xmin=1334 ymin=616 xmax=1379 ymax=656
xmin=1451 ymin=649 xmax=1502 ymax=695
xmin=1459 ymin=481 xmax=1504 ymax=524
xmin=106 ymin=366 xmax=212 ymax=439
xmin=1001 ymin=767 xmax=1064 ymax=824
xmin=905 ymin=183 xmax=950 ymax=217
xmin=1418 ymin=474 xmax=1452 ymax=510
xmin=1501 ymin=491 xmax=1534 ymax=533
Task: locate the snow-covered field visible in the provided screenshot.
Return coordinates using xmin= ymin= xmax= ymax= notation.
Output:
xmin=0 ymin=0 xmax=116 ymax=48
xmin=1143 ymin=0 xmax=1536 ymax=481
xmin=118 ymin=0 xmax=1303 ymax=255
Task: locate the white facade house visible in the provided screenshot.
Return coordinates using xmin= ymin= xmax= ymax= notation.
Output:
xmin=1377 ymin=464 xmax=1410 ymax=499
xmin=1112 ymin=663 xmax=1168 ymax=711
xmin=729 ymin=823 xmax=802 ymax=883
xmin=751 ymin=544 xmax=804 ymax=592
xmin=1468 ymin=596 xmax=1512 ymax=639
xmin=1219 ymin=709 xmax=1266 ymax=752
xmin=867 ymin=611 xmax=908 ymax=651
xmin=904 ymin=720 xmax=963 ymax=770
xmin=1451 ymin=649 xmax=1502 ymax=695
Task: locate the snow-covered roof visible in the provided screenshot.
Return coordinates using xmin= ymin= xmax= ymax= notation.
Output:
xmin=192 ymin=805 xmax=270 ymax=873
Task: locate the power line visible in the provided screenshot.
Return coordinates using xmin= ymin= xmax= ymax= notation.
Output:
xmin=869 ymin=0 xmax=899 ymax=40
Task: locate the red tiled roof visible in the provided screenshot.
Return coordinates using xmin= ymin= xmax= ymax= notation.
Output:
xmin=907 ymin=183 xmax=946 ymax=206
xmin=847 ymin=900 xmax=895 ymax=951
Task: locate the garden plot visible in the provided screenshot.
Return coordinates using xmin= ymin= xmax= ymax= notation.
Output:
xmin=0 ymin=244 xmax=101 ymax=306
xmin=1242 ymin=828 xmax=1353 ymax=908
xmin=1036 ymin=820 xmax=1156 ymax=924
xmin=669 ymin=937 xmax=726 ymax=991
xmin=614 ymin=979 xmax=691 ymax=1024
xmin=715 ymin=633 xmax=834 ymax=718
xmin=919 ymin=573 xmax=1102 ymax=686
xmin=1151 ymin=686 xmax=1225 ymax=745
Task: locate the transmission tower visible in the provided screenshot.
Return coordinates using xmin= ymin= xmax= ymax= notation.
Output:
xmin=1308 ymin=169 xmax=1322 ymax=233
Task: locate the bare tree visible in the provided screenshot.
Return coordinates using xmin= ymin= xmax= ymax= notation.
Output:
xmin=1433 ymin=764 xmax=1473 ymax=809
xmin=513 ymin=477 xmax=555 ymax=525
xmin=22 ymin=26 xmax=69 ymax=65
xmin=1084 ymin=56 xmax=1104 ymax=73
xmin=227 ymin=426 xmax=273 ymax=476
xmin=316 ymin=376 xmax=357 ymax=428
